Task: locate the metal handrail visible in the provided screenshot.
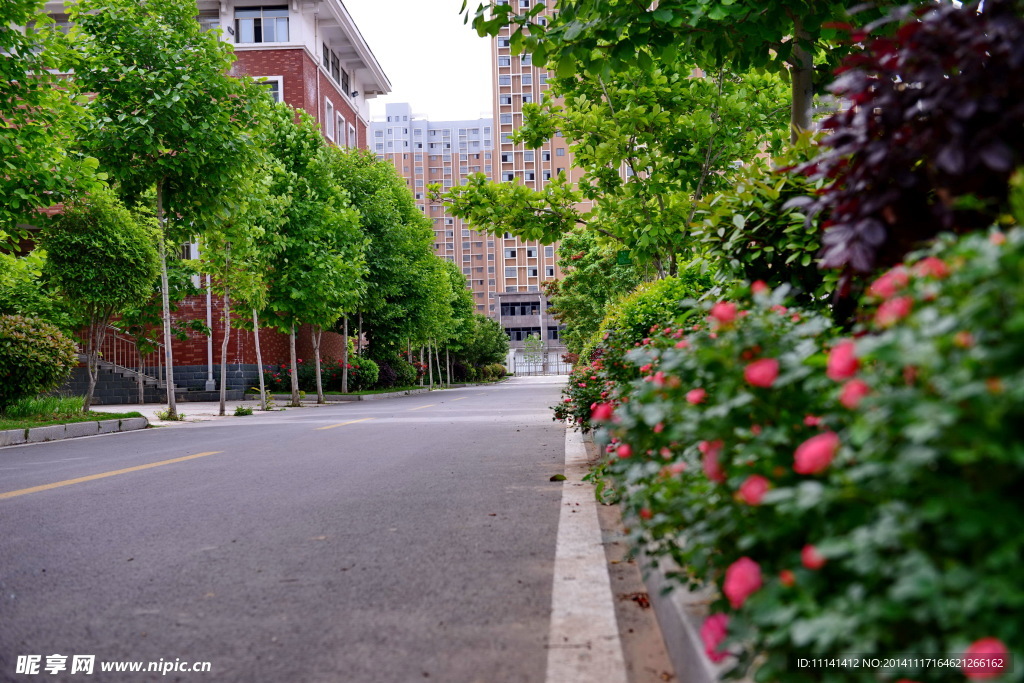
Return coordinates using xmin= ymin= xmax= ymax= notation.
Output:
xmin=86 ymin=325 xmax=167 ymax=386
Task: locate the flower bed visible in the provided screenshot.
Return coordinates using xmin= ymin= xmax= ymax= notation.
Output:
xmin=566 ymin=229 xmax=1021 ymax=682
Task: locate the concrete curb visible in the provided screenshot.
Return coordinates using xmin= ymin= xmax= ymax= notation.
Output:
xmin=0 ymin=417 xmax=150 ymax=449
xmin=640 ymin=552 xmax=731 ymax=683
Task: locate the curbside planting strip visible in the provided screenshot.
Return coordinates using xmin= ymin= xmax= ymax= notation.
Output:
xmin=0 ymin=417 xmax=150 ymax=449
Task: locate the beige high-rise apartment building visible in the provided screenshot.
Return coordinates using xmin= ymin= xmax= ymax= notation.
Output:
xmin=372 ymin=2 xmax=575 ymax=372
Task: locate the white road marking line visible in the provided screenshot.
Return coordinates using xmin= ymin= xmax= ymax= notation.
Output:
xmin=545 ymin=428 xmax=628 ymax=683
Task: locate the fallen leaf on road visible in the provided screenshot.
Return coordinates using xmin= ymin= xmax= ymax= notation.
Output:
xmin=550 ymin=474 xmax=566 ymax=481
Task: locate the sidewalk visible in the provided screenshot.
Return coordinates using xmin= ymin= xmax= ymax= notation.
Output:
xmin=90 ymin=398 xmax=293 ymax=426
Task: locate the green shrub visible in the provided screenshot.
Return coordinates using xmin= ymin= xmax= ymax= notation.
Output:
xmin=347 ymin=356 xmax=379 ymax=391
xmin=0 ymin=315 xmax=78 ymax=412
xmin=593 ymin=228 xmax=1023 ymax=682
xmin=390 ymin=357 xmax=418 ymax=387
xmin=692 ymin=133 xmax=834 ymax=307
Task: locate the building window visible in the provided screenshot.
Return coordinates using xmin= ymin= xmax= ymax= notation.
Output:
xmin=500 ymin=113 xmax=513 ymax=124
xmin=331 ymin=52 xmax=341 ymax=83
xmin=257 ymin=76 xmax=283 ymax=102
xmin=545 ymin=246 xmax=554 ymax=257
xmin=505 ymin=267 xmax=517 ymax=277
xmin=198 ymin=10 xmax=220 ymax=32
xmin=349 ymin=124 xmax=357 ymax=148
xmin=557 ymin=147 xmax=566 ymax=156
xmin=324 ymin=99 xmax=335 ymax=141
xmin=526 ymin=247 xmax=537 ymax=257
xmin=502 ymin=172 xmax=514 ymax=182
xmin=505 ymin=248 xmax=516 ymax=258
xmin=546 ymin=266 xmax=555 ymax=277
xmin=499 ymin=75 xmax=511 ymax=86
xmin=498 ymin=56 xmax=511 ymax=67
xmin=524 ymin=150 xmax=534 ymax=161
xmin=522 ymin=74 xmax=532 ymax=85
xmin=499 ymin=95 xmax=512 ymax=105
xmin=235 ymin=6 xmax=289 ymax=43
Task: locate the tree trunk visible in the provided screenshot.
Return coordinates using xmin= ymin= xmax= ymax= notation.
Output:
xmin=790 ymin=18 xmax=814 ymax=141
xmin=137 ymin=354 xmax=145 ymax=405
xmin=435 ymin=343 xmax=443 ymax=388
xmin=83 ymin=320 xmax=99 ymax=413
xmin=156 ymin=180 xmax=178 ymax=419
xmin=419 ymin=347 xmax=425 ymax=386
xmin=446 ymin=347 xmax=451 ymax=388
xmin=428 ymin=340 xmax=434 ymax=388
xmin=313 ymin=325 xmax=325 ymax=404
xmin=253 ymin=309 xmax=268 ymax=411
xmin=357 ymin=313 xmax=363 ymax=355
xmin=218 ymin=289 xmax=231 ymax=416
xmin=341 ymin=316 xmax=350 ymax=394
xmin=289 ymin=323 xmax=300 ymax=407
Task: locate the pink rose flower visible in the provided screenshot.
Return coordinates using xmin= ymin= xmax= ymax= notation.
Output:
xmin=875 ymin=296 xmax=913 ymax=327
xmin=962 ymin=638 xmax=1009 ymax=679
xmin=867 ymin=266 xmax=908 ymax=299
xmin=744 ymin=358 xmax=779 ymax=388
xmin=839 ymin=379 xmax=870 ymax=409
xmin=794 ymin=431 xmax=840 ymax=474
xmin=912 ymin=256 xmax=950 ymax=279
xmin=699 ymin=440 xmax=726 ymax=483
xmin=700 ymin=614 xmax=730 ymax=663
xmin=686 ymin=388 xmax=707 ymax=405
xmin=801 ymin=544 xmax=827 ymax=570
xmin=751 ymin=280 xmax=769 ymax=295
xmin=590 ymin=403 xmax=614 ymax=422
xmin=738 ymin=475 xmax=770 ymax=505
xmin=616 ymin=444 xmax=633 ymax=459
xmin=826 ymin=340 xmax=859 ymax=381
xmin=723 ymin=557 xmax=762 ymax=608
xmin=710 ymin=301 xmax=738 ymax=325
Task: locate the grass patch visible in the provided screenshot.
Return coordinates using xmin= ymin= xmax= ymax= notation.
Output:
xmin=0 ymin=395 xmax=142 ymax=431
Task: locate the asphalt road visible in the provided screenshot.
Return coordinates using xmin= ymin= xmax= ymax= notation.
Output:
xmin=0 ymin=377 xmax=568 ymax=683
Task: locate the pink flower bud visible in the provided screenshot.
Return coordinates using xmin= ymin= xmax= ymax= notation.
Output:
xmin=710 ymin=301 xmax=738 ymax=325
xmin=839 ymin=379 xmax=870 ymax=409
xmin=779 ymin=569 xmax=796 ymax=587
xmin=686 ymin=388 xmax=707 ymax=405
xmin=867 ymin=266 xmax=908 ymax=299
xmin=794 ymin=431 xmax=840 ymax=474
xmin=744 ymin=358 xmax=779 ymax=388
xmin=801 ymin=544 xmax=827 ymax=570
xmin=699 ymin=440 xmax=725 ymax=483
xmin=738 ymin=475 xmax=770 ymax=505
xmin=751 ymin=280 xmax=769 ymax=295
xmin=875 ymin=296 xmax=913 ymax=327
xmin=590 ymin=403 xmax=614 ymax=422
xmin=962 ymin=638 xmax=1009 ymax=679
xmin=826 ymin=340 xmax=859 ymax=381
xmin=912 ymin=256 xmax=949 ymax=279
xmin=700 ymin=614 xmax=730 ymax=663
xmin=723 ymin=557 xmax=762 ymax=608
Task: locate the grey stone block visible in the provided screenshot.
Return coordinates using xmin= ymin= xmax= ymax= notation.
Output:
xmin=97 ymin=419 xmax=121 ymax=434
xmin=118 ymin=417 xmax=149 ymax=432
xmin=0 ymin=429 xmax=27 ymax=447
xmin=27 ymin=425 xmax=67 ymax=443
xmin=64 ymin=422 xmax=100 ymax=439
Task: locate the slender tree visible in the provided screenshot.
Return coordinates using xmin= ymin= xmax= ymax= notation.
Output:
xmin=70 ymin=0 xmax=266 ymax=419
xmin=261 ymin=105 xmax=366 ymax=406
xmin=41 ymin=189 xmax=160 ymax=411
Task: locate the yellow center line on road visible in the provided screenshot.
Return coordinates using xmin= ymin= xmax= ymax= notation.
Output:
xmin=316 ymin=417 xmax=376 ymax=431
xmin=0 ymin=451 xmax=223 ymax=501
xmin=408 ymin=404 xmax=436 ymax=411
xmin=451 ymin=397 xmax=468 ymax=401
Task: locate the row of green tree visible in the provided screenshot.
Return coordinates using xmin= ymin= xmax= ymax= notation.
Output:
xmin=0 ymin=0 xmax=507 ymax=416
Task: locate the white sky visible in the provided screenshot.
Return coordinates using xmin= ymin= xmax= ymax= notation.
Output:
xmin=342 ymin=0 xmax=494 ymax=121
